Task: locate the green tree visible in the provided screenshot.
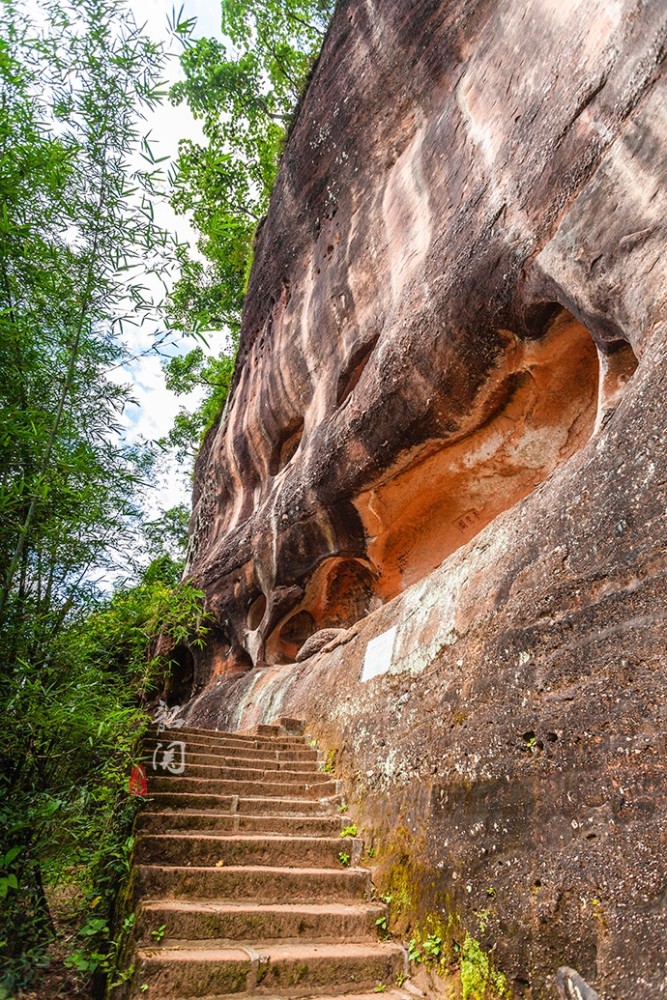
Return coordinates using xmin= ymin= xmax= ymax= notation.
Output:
xmin=0 ymin=0 xmax=174 ymax=641
xmin=168 ymin=0 xmax=333 ymax=335
xmin=159 ymin=346 xmax=236 ymax=460
xmin=0 ymin=0 xmax=192 ymax=991
xmin=164 ymin=0 xmax=334 ymax=456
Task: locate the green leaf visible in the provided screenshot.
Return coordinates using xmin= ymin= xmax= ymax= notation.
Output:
xmin=3 ymin=846 xmax=23 ymax=866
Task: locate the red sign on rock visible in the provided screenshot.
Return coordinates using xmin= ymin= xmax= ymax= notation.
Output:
xmin=128 ymin=764 xmax=147 ymax=797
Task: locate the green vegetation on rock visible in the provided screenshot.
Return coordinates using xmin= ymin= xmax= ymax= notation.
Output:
xmin=0 ymin=0 xmax=207 ymax=991
xmin=460 ymin=933 xmax=509 ymax=1000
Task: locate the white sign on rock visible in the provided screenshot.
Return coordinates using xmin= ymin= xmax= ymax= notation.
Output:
xmin=361 ymin=626 xmax=398 ymax=682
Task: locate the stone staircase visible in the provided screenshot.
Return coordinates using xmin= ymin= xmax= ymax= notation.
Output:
xmin=123 ymin=719 xmax=408 ymax=999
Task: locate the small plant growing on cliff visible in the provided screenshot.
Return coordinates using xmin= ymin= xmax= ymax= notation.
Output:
xmin=408 ymin=937 xmax=422 ymax=963
xmin=422 ymin=932 xmax=443 ymax=961
xmin=323 ymin=748 xmax=337 ymax=773
xmin=150 ymin=924 xmax=167 ymax=942
xmin=459 ymin=933 xmax=508 ymax=1000
xmin=341 ymin=824 xmax=357 ymax=837
xmin=408 ymin=931 xmax=444 ymax=965
xmin=338 ymin=851 xmax=351 ymax=867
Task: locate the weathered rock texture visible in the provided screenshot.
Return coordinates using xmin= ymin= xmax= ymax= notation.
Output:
xmin=182 ymin=0 xmax=667 ymax=996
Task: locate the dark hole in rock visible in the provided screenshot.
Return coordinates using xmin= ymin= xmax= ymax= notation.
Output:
xmin=534 ymin=879 xmax=542 ymax=887
xmin=274 ymin=610 xmax=316 ymax=663
xmin=165 ymin=644 xmax=194 ymax=707
xmin=318 ymin=558 xmax=380 ymax=629
xmin=522 ymin=730 xmax=536 ymax=743
xmin=522 ymin=300 xmax=562 ymax=338
xmin=586 ymin=833 xmax=597 ymax=840
xmin=547 ymin=732 xmax=558 ymax=742
xmin=247 ymin=593 xmax=267 ymax=631
xmin=270 ymin=422 xmax=304 ymax=475
xmin=336 ymin=334 xmax=380 ymax=406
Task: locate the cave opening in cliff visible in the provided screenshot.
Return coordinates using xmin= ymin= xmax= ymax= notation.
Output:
xmin=238 ymin=310 xmax=638 ymax=670
xmin=269 ymin=420 xmax=304 ymax=474
xmin=264 ymin=557 xmax=381 ymax=664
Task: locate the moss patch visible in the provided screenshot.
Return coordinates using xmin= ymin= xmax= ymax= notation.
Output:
xmin=460 ymin=934 xmax=509 ymax=1000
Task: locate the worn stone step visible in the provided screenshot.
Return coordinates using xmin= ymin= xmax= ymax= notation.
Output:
xmin=136 ymin=833 xmax=359 ymax=868
xmin=156 ymin=726 xmax=302 ymax=743
xmin=136 ymin=811 xmax=347 ymax=837
xmin=148 ymin=775 xmax=339 ymax=800
xmin=144 ymin=749 xmax=321 ymax=772
xmin=237 ymin=796 xmax=341 ymax=817
xmin=152 ymin=728 xmax=309 ymax=751
xmin=135 ymin=864 xmax=371 ymax=904
xmin=144 ymin=739 xmax=319 ymax=765
xmin=136 ymin=900 xmax=386 ymax=945
xmin=254 ymin=724 xmax=283 ymax=737
xmin=147 ymin=763 xmax=326 ymax=784
xmin=162 ymin=992 xmax=411 ymax=1000
xmin=144 ymin=793 xmax=339 ymax=815
xmin=272 ymin=717 xmax=306 ymax=736
xmin=132 ymin=941 xmax=405 ymax=998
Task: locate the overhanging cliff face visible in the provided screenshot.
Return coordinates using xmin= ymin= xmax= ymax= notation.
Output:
xmin=184 ymin=0 xmax=667 ymax=995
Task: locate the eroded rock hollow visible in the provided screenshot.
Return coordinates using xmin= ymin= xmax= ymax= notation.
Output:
xmin=182 ymin=0 xmax=667 ymax=995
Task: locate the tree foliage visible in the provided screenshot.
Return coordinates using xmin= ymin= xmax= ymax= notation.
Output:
xmin=163 ymin=0 xmax=334 ymax=456
xmin=168 ymin=0 xmax=333 ymax=336
xmin=0 ymin=0 xmax=174 ymax=647
xmin=160 ymin=346 xmax=236 ymax=460
xmin=0 ymin=0 xmax=201 ymax=992
xmin=0 ymin=554 xmax=209 ymax=995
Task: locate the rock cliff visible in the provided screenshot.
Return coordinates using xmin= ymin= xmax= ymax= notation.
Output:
xmin=181 ymin=0 xmax=667 ymax=996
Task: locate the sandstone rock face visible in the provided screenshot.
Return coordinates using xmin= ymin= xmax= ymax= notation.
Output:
xmin=184 ymin=0 xmax=667 ymax=996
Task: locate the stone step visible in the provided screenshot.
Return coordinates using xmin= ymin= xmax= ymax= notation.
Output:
xmin=136 ymin=811 xmax=347 ymax=836
xmin=238 ymin=796 xmax=341 ymax=817
xmin=125 ymin=721 xmax=407 ymax=999
xmin=136 ymin=834 xmax=360 ymax=869
xmin=144 ymin=739 xmax=319 ymax=765
xmin=272 ymin=716 xmax=306 ymax=736
xmin=136 ymin=900 xmax=386 ymax=945
xmin=132 ymin=941 xmax=405 ymax=998
xmin=144 ymin=793 xmax=340 ymax=815
xmin=162 ymin=992 xmax=411 ymax=1000
xmin=135 ymin=864 xmax=371 ymax=904
xmin=147 ymin=775 xmax=339 ymax=800
xmin=144 ymin=749 xmax=321 ymax=772
xmin=255 ymin=724 xmax=284 ymax=737
xmin=146 ymin=763 xmax=326 ymax=784
xmin=152 ymin=728 xmax=310 ymax=752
